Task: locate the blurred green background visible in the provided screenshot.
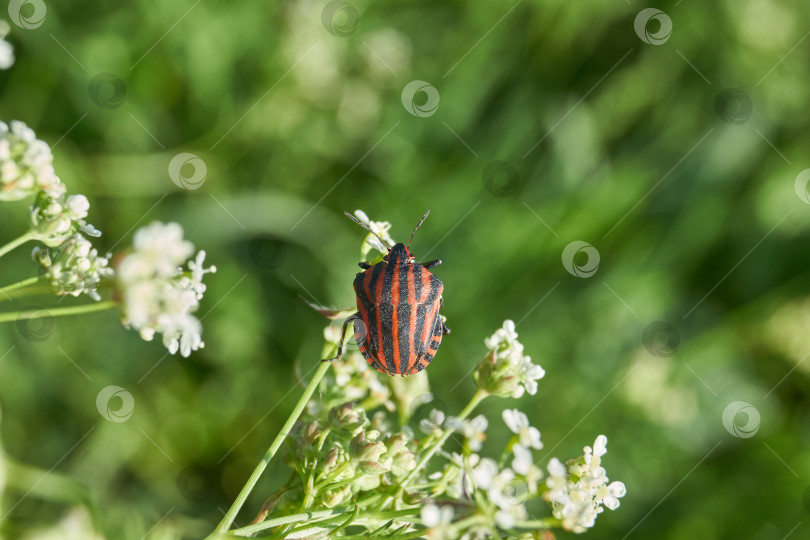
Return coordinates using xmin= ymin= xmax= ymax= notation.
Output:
xmin=2 ymin=0 xmax=810 ymax=538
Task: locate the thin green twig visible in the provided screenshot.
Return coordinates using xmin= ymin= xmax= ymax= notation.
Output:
xmin=210 ymin=359 xmax=334 ymax=537
xmin=0 ymin=300 xmax=118 ymax=323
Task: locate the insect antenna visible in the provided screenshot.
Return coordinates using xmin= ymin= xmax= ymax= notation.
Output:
xmin=344 ymin=212 xmax=392 ymax=251
xmin=408 ymin=210 xmax=430 ymax=249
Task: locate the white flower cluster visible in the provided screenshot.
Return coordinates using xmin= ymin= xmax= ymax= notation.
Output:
xmin=28 ymin=191 xmax=101 ymax=247
xmin=0 ymin=120 xmax=61 ymax=201
xmin=352 ymin=209 xmax=394 ymax=258
xmin=0 ymin=21 xmax=13 ymax=70
xmin=117 ymin=222 xmax=216 ymax=357
xmin=545 ymin=435 xmax=627 ymax=533
xmin=476 ymin=320 xmax=545 ymax=398
xmin=33 ymin=233 xmax=113 ymax=301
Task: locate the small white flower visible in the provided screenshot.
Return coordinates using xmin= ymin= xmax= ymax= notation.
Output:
xmin=117 ymin=222 xmax=215 ymax=357
xmin=445 ymin=414 xmax=488 ymax=451
xmin=353 ymin=209 xmax=394 ymax=257
xmin=502 ymin=409 xmax=542 ymax=449
xmin=419 ymin=409 xmax=445 ymax=434
xmin=471 ymin=457 xmax=499 ymax=490
xmin=421 ymin=504 xmax=456 ymax=540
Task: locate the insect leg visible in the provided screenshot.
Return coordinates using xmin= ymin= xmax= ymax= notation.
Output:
xmin=358 ymin=262 xmax=372 ymax=269
xmin=422 ymin=258 xmax=442 ymax=269
xmin=323 ymin=314 xmax=360 ymax=362
xmin=442 ymin=322 xmax=451 ymax=334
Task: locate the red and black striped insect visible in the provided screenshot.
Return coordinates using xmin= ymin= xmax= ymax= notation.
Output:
xmin=326 ymin=210 xmax=450 ymax=376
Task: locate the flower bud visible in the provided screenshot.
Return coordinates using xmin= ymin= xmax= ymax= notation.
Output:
xmin=358 ymin=441 xmax=387 ymax=462
xmin=323 ymin=447 xmax=340 ymax=469
xmin=358 ymin=460 xmax=390 ymax=474
xmin=386 ymin=433 xmax=408 ymax=454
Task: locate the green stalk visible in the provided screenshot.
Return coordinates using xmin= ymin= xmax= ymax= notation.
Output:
xmin=231 ymin=508 xmax=417 ymax=537
xmin=210 ymin=360 xmax=333 ymax=537
xmin=0 ymin=232 xmax=34 ymax=259
xmin=0 ymin=300 xmax=118 ymax=323
xmin=0 ymin=276 xmax=42 ymax=300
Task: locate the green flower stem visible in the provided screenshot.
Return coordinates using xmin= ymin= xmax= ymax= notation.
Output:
xmin=211 ymin=359 xmax=333 ymax=537
xmin=0 ymin=231 xmax=34 ymax=259
xmin=231 ymin=508 xmax=418 ymax=537
xmin=0 ymin=276 xmax=42 ymax=300
xmin=398 ymin=388 xmax=488 ymax=490
xmin=0 ymin=300 xmax=118 ymax=323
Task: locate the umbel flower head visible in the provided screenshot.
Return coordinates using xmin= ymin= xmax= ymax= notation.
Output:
xmin=475 ymin=320 xmax=545 ymax=398
xmin=0 ymin=120 xmax=61 ymax=200
xmin=33 ymin=233 xmax=113 ymax=301
xmin=545 ymin=435 xmax=627 ymax=533
xmin=116 ymin=222 xmax=216 ymax=357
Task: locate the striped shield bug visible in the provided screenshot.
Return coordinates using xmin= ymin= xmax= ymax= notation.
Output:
xmin=325 ymin=210 xmax=450 ymax=376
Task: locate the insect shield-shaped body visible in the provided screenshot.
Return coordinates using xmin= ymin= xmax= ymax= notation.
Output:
xmin=326 ymin=211 xmax=450 ymax=376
